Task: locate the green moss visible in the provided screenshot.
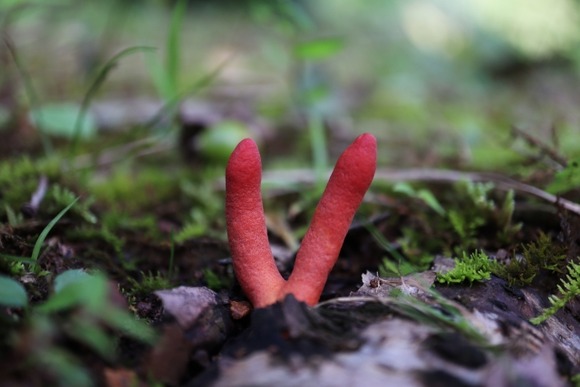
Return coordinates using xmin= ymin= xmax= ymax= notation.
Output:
xmin=522 ymin=232 xmax=568 ymax=272
xmin=0 ymin=156 xmax=61 ymax=186
xmin=571 ymin=373 xmax=580 ymax=387
xmin=66 ymin=226 xmax=124 ymax=257
xmin=491 ymin=233 xmax=568 ymax=287
xmin=390 ymin=181 xmax=521 ymax=263
xmin=443 ymin=182 xmax=521 ymax=253
xmin=0 ymin=156 xmax=61 ymax=221
xmin=437 ymin=251 xmax=493 ymax=285
xmin=89 ymin=166 xmax=180 ymax=213
xmin=531 ymin=260 xmax=580 ymax=324
xmin=490 ymin=256 xmax=537 ymax=287
xmin=175 ymin=178 xmax=225 ymax=242
xmin=101 ymin=212 xmax=159 ymax=239
xmin=547 ymin=159 xmax=580 ymax=195
xmin=203 ymin=268 xmax=230 ymax=291
xmin=126 ymin=271 xmax=173 ymax=296
xmin=49 ymin=185 xmax=97 ymax=224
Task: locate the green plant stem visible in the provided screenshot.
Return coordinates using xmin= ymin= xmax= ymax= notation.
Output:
xmin=30 ymin=197 xmax=79 ymax=270
xmin=69 ymin=46 xmax=155 ymax=156
xmin=167 ymin=0 xmax=187 ymax=94
xmin=4 ymin=37 xmax=53 ymax=155
xmin=141 ymin=57 xmax=230 ymax=132
xmin=308 ymin=111 xmax=328 ymax=190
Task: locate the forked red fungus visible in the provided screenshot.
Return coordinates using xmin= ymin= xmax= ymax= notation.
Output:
xmin=226 ymin=133 xmax=377 ymax=308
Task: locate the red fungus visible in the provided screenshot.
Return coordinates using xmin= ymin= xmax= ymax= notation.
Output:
xmin=225 ymin=133 xmax=377 ymax=307
xmin=225 ymin=139 xmax=286 ymax=307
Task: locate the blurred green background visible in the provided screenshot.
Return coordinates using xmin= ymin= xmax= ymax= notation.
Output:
xmin=2 ymin=0 xmax=580 ymax=170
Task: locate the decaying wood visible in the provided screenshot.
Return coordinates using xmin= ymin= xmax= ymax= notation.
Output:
xmin=186 ymin=273 xmax=577 ymax=387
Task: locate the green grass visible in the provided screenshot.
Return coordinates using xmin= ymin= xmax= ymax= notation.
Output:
xmin=30 ymin=197 xmax=78 ymax=263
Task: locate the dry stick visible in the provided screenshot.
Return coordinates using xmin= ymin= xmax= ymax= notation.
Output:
xmin=376 ymin=169 xmax=580 ymax=216
xmin=69 ymin=137 xmax=172 ymax=171
xmin=261 ymin=168 xmax=580 ymax=217
xmin=21 ymin=175 xmax=48 ymax=218
xmin=510 ymin=125 xmax=568 ymax=167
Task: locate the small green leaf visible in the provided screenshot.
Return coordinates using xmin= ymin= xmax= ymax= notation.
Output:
xmin=294 ymin=37 xmax=344 ymax=60
xmin=5 ymin=204 xmax=21 ymax=226
xmin=0 ymin=275 xmax=28 ymax=307
xmin=380 ymin=258 xmax=417 ymax=277
xmin=38 ymin=273 xmax=108 ymax=313
xmin=0 ymin=253 xmax=36 ymax=265
xmin=393 ymin=182 xmax=416 ymax=196
xmin=198 ymin=121 xmax=250 ymax=164
xmin=101 ymin=307 xmax=156 ymax=344
xmin=547 ymin=160 xmax=580 ymax=194
xmin=54 ymin=269 xmax=89 ymax=293
xmin=67 ymin=315 xmax=116 ymax=360
xmin=30 ymin=104 xmax=96 ymax=140
xmin=35 ymin=347 xmax=93 ymax=387
xmin=416 ymin=189 xmax=446 ymax=216
xmin=393 ymin=183 xmax=445 ymax=215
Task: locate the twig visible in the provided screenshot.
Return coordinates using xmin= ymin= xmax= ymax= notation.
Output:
xmin=259 ymin=168 xmax=580 ymax=216
xmin=21 ymin=175 xmax=48 ymax=218
xmin=511 ymin=125 xmax=567 ymax=167
xmin=66 ymin=136 xmax=172 ymax=170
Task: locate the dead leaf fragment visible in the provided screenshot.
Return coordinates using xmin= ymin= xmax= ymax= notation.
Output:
xmin=104 ymin=368 xmax=141 ymax=387
xmin=230 ymin=300 xmax=251 ymax=320
xmin=154 ymin=286 xmax=218 ymax=329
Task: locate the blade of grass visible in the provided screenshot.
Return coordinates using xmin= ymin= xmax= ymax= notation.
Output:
xmin=5 ymin=204 xmax=20 ymax=226
xmin=72 ymin=52 xmax=230 ymax=166
xmin=365 ymin=223 xmax=407 ymax=263
xmin=144 ymin=51 xmax=172 ymax=101
xmin=3 ymin=36 xmax=53 ymax=155
xmin=69 ymin=46 xmax=156 ymax=156
xmin=167 ymin=0 xmax=187 ymax=95
xmin=0 ymin=253 xmax=36 ymax=265
xmin=141 ymin=56 xmax=231 ymax=132
xmin=30 ymin=197 xmax=79 ymax=266
xmin=308 ymin=110 xmax=328 ymax=190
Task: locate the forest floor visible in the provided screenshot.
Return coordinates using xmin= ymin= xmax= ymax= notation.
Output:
xmin=1 ymin=3 xmax=580 ymax=386
xmin=0 ymin=113 xmax=579 ymax=386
